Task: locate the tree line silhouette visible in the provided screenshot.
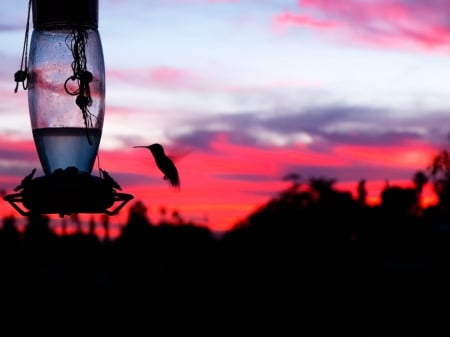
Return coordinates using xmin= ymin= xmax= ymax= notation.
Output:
xmin=0 ymin=148 xmax=444 ymax=335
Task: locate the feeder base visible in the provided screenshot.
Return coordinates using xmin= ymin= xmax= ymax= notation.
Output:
xmin=3 ymin=167 xmax=133 ymax=217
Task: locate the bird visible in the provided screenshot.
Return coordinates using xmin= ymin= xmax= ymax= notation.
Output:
xmin=134 ymin=143 xmax=180 ymax=189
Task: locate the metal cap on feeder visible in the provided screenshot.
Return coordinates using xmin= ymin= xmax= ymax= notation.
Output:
xmin=4 ymin=0 xmax=133 ymax=217
xmin=32 ymin=0 xmax=98 ymax=29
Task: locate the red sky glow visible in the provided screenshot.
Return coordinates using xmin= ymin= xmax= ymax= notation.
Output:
xmin=1 ymin=0 xmax=449 ymax=237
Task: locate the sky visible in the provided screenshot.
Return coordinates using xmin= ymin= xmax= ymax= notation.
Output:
xmin=1 ymin=0 xmax=450 ymax=237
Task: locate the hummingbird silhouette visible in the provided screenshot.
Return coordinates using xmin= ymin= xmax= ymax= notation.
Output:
xmin=134 ymin=143 xmax=180 ymax=189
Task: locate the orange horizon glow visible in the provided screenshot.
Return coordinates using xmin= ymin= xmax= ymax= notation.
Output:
xmin=0 ymin=131 xmax=442 ymax=239
xmin=91 ymin=134 xmax=444 ymax=233
xmin=0 ymin=176 xmax=440 ymax=241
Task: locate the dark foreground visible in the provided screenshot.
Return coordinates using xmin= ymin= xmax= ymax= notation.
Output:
xmin=0 ymin=209 xmax=436 ymax=337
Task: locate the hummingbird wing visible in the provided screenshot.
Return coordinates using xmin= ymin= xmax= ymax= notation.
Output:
xmin=166 ymin=145 xmax=193 ymax=163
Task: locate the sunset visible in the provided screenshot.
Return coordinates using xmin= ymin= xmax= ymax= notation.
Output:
xmin=1 ymin=0 xmax=448 ymax=236
xmin=0 ymin=0 xmax=437 ymax=334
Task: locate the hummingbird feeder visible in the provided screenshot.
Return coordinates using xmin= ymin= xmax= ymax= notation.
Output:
xmin=4 ymin=0 xmax=133 ymax=217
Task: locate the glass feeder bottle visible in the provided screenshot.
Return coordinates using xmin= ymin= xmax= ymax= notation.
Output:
xmin=28 ymin=0 xmax=105 ymax=175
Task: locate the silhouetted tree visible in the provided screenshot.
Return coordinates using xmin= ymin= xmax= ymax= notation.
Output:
xmin=282 ymin=172 xmax=302 ymax=195
xmin=22 ymin=213 xmax=58 ymax=261
xmin=0 ymin=215 xmax=20 ymax=250
xmin=413 ymin=170 xmax=428 ymax=195
xmin=308 ymin=176 xmax=350 ymax=208
xmin=382 ymin=171 xmax=429 ymax=215
xmin=357 ymin=179 xmax=368 ymax=206
xmin=381 ymin=185 xmax=417 ymax=214
xmin=428 ymin=148 xmax=450 ymax=206
xmin=23 ymin=213 xmax=54 ymax=241
xmin=121 ymin=200 xmax=152 ymax=239
xmin=71 ymin=213 xmax=82 ymax=233
xmin=411 ymin=170 xmax=429 ymax=213
xmin=88 ymin=216 xmax=96 ymax=236
xmin=61 ymin=217 xmax=68 ymax=236
xmin=159 ymin=205 xmax=167 ymax=224
xmin=172 ymin=209 xmax=183 ymax=225
xmin=101 ymin=214 xmax=110 ymax=242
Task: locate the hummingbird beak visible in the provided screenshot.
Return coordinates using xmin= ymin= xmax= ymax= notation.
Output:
xmin=133 ymin=146 xmax=147 ymax=148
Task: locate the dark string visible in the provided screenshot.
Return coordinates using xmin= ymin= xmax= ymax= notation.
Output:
xmin=64 ymin=28 xmax=96 ymax=145
xmin=14 ymin=0 xmax=31 ymax=93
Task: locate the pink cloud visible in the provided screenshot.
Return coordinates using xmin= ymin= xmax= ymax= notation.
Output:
xmin=274 ymin=12 xmax=341 ymax=31
xmin=147 ymin=67 xmax=193 ymax=88
xmin=275 ymin=0 xmax=450 ymax=52
xmin=334 ymin=139 xmax=437 ymax=168
xmin=176 ymin=0 xmax=239 ymax=3
xmin=299 ymin=0 xmax=413 ymax=23
xmin=107 ymin=66 xmax=201 ymax=90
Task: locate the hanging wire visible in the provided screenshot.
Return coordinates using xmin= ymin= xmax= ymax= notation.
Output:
xmin=64 ymin=28 xmax=96 ymax=145
xmin=14 ymin=0 xmax=32 ymax=93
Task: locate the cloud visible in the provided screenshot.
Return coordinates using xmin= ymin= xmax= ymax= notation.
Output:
xmin=146 ymin=67 xmax=197 ymax=89
xmin=171 ymin=130 xmax=224 ymax=152
xmin=0 ymin=23 xmax=22 ymax=32
xmin=275 ymin=0 xmax=450 ymax=52
xmin=0 ymin=135 xmax=37 ymax=160
xmin=0 ymin=99 xmax=442 ymax=188
xmin=163 ymin=123 xmax=435 ymax=192
xmin=174 ymin=0 xmax=240 ymax=3
xmin=214 ymin=172 xmax=275 ymax=183
xmin=0 ymin=104 xmax=440 ymax=233
xmin=172 ymin=102 xmax=441 ymax=151
xmin=274 ymin=12 xmax=341 ymax=31
xmin=107 ymin=66 xmax=204 ymax=90
xmin=0 ymin=136 xmax=42 ymax=192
